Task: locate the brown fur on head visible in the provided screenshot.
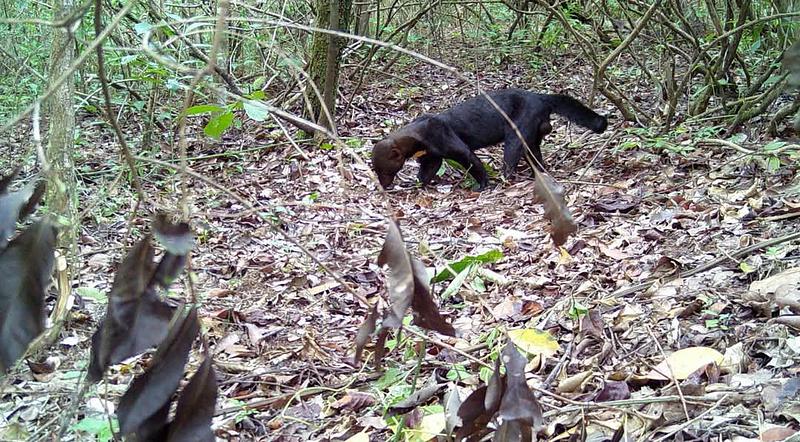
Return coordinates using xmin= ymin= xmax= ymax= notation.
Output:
xmin=371 ymin=123 xmax=427 ymax=188
xmin=371 ymin=139 xmax=406 ymax=189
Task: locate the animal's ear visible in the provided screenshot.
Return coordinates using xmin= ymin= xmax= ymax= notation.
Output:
xmin=388 ymin=145 xmax=404 ymax=160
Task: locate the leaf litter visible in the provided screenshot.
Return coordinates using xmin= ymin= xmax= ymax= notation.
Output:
xmin=1 ymin=47 xmax=800 ymax=442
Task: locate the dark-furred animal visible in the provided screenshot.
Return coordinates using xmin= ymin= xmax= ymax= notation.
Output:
xmin=371 ymin=89 xmax=607 ymax=190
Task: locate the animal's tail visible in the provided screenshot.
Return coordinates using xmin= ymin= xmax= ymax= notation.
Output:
xmin=542 ymin=94 xmax=608 ymax=133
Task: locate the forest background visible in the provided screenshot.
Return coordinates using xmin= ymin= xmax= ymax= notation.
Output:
xmin=1 ymin=0 xmax=800 ymax=440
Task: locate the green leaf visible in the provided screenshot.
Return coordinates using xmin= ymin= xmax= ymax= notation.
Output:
xmin=186 ymin=104 xmax=225 ymax=116
xmin=374 ymin=367 xmax=404 ymax=390
xmin=77 ymin=287 xmax=106 ymax=303
xmin=243 ymin=100 xmax=270 ymax=121
xmin=204 ymin=111 xmax=234 ymax=139
xmin=248 ymin=88 xmax=266 ymax=99
xmin=739 ymin=261 xmax=755 ymax=274
xmin=165 ymin=78 xmax=182 ymax=91
xmin=763 ymin=140 xmax=786 ymax=152
xmin=119 ymin=55 xmax=138 ymax=65
xmin=479 ymin=365 xmax=494 ymax=383
xmin=441 ymin=264 xmax=474 ymax=299
xmin=766 ymin=156 xmax=781 ymax=173
xmin=433 ymin=249 xmax=504 ymax=283
xmin=133 ymin=22 xmax=154 ymax=35
xmin=302 ymin=192 xmax=319 ymax=204
xmin=72 ymin=416 xmax=118 ymax=442
xmin=728 ymin=133 xmax=747 ymax=144
xmin=568 ymin=301 xmax=588 ymax=319
xmin=446 ymin=364 xmax=470 ymax=381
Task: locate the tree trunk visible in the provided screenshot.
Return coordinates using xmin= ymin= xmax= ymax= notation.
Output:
xmin=43 ymin=0 xmax=78 ymax=343
xmin=354 ymin=0 xmax=370 ymax=36
xmin=305 ymin=0 xmax=353 ymax=131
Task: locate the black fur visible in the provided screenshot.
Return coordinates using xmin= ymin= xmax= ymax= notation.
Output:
xmin=371 ymin=89 xmax=607 ymax=190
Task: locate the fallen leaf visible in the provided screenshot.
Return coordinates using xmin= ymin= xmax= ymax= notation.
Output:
xmin=750 ymin=267 xmax=800 ymax=295
xmin=331 ymin=391 xmax=376 ymax=412
xmin=761 ymin=426 xmax=797 ymax=442
xmin=414 ymin=412 xmax=446 ymax=441
xmin=594 ymin=380 xmax=631 ymax=402
xmin=508 ymin=328 xmax=560 ymax=358
xmin=343 ymin=431 xmax=370 ymax=442
xmin=646 ymin=347 xmax=724 ymax=381
xmin=557 ymin=370 xmax=593 ymax=393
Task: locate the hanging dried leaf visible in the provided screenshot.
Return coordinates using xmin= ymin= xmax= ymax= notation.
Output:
xmin=494 ymin=419 xmax=533 ymax=442
xmin=0 ymin=168 xmax=17 ymax=191
xmin=166 ymin=356 xmax=218 ymax=442
xmin=410 ymin=259 xmax=455 ymax=336
xmin=373 ymin=327 xmax=390 ymax=368
xmin=151 ymin=252 xmax=188 ymax=289
xmin=377 ymin=220 xmax=414 ymax=328
xmin=0 ymin=170 xmax=46 ymax=250
xmin=353 ymin=302 xmax=378 ymax=364
xmin=87 ymin=238 xmax=175 ymax=381
xmin=153 ymin=214 xmax=194 ymax=255
xmin=533 ymin=172 xmax=577 ymax=246
xmin=118 ymin=307 xmax=200 ymax=437
xmin=498 ymin=343 xmax=542 ymax=429
xmin=88 ymin=217 xmax=193 ymax=382
xmin=484 ymin=356 xmax=503 ymax=413
xmin=0 ymin=221 xmax=56 ymax=372
xmin=455 ymin=386 xmax=494 ymax=441
xmin=377 ymin=220 xmax=455 ymax=335
xmin=444 ymin=384 xmax=462 ymax=435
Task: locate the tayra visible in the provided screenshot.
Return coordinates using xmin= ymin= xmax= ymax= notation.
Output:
xmin=371 ymin=89 xmax=607 ymax=191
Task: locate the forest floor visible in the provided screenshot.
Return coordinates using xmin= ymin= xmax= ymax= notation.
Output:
xmin=3 ymin=43 xmax=800 ymax=442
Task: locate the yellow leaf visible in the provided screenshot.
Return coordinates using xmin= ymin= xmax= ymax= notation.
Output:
xmin=406 ymin=412 xmax=446 ymax=442
xmin=646 ymin=347 xmax=724 ymax=380
xmin=558 ymin=247 xmax=572 ymax=265
xmin=508 ymin=329 xmax=560 ymax=358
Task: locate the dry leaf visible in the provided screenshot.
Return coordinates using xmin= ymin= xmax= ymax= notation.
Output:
xmin=646 ymin=347 xmax=724 ymax=381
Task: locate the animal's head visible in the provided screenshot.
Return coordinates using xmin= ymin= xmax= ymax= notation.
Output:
xmin=371 ymin=138 xmax=407 ymax=189
xmin=371 ymin=118 xmax=431 ymax=189
xmin=592 ymin=116 xmax=608 ymax=133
